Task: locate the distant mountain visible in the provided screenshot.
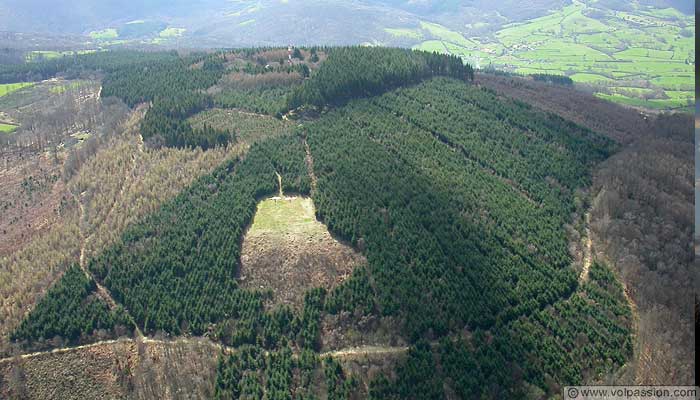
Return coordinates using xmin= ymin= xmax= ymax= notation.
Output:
xmin=0 ymin=0 xmax=692 ymax=46
xmin=0 ymin=0 xmax=216 ymax=31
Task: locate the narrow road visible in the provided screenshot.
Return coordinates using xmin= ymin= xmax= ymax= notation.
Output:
xmin=0 ymin=337 xmax=231 ymax=365
xmin=320 ymin=345 xmax=409 ymax=359
xmin=275 ymin=171 xmax=283 ymax=197
xmin=579 ymin=211 xmax=593 ymax=284
xmin=303 ymin=135 xmax=318 ymax=195
xmin=0 ymin=338 xmax=407 ymax=365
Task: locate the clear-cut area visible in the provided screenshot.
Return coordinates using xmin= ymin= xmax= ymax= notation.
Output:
xmin=239 ymin=196 xmax=366 ymax=308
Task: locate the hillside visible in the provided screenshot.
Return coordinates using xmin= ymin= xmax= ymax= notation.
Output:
xmin=0 ymin=47 xmax=694 ymax=398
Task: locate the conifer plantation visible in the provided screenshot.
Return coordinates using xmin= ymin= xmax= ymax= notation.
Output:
xmin=0 ymin=46 xmax=658 ymax=398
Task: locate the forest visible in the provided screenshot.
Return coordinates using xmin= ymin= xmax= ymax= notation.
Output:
xmin=5 ymin=47 xmax=639 ymax=398
xmin=103 ymin=53 xmax=233 ymax=149
xmin=0 ymin=50 xmax=180 ymax=84
xmin=531 ymin=73 xmax=574 ymax=86
xmin=10 ymin=265 xmax=131 ymax=349
xmin=1 ymin=47 xmax=472 ymax=148
xmin=367 ymin=261 xmax=631 ymax=399
xmin=590 ymin=113 xmax=695 ymax=384
xmin=286 ymin=47 xmax=474 ymax=110
xmin=305 ymin=78 xmax=615 ymax=338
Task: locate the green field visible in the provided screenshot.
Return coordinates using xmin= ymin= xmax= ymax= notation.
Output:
xmin=249 ymin=197 xmax=325 ymax=239
xmin=26 ymin=50 xmax=97 ymax=62
xmin=89 ymin=28 xmax=118 ymax=40
xmin=159 ymin=27 xmax=186 ymax=37
xmin=384 ymin=27 xmax=424 ymax=40
xmin=0 ymin=82 xmax=34 ymax=97
xmin=0 ymin=123 xmax=18 ymax=133
xmin=401 ymin=0 xmax=694 ymax=110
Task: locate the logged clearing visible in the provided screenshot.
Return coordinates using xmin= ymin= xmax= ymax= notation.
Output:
xmin=240 ymin=196 xmax=365 ymax=308
xmin=0 ymin=338 xmax=219 ymax=399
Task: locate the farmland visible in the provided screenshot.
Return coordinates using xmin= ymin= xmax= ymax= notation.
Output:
xmin=0 ymin=82 xmax=33 ymax=97
xmin=404 ymin=0 xmax=694 ymax=111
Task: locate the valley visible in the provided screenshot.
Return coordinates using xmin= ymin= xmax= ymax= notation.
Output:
xmin=407 ymin=1 xmax=695 ymax=111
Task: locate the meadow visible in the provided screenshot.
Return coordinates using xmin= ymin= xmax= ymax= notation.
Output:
xmin=25 ymin=50 xmax=97 ymax=62
xmin=0 ymin=82 xmax=33 ymax=97
xmin=89 ymin=28 xmax=118 ymax=40
xmin=406 ymin=1 xmax=694 ymax=111
xmin=0 ymin=123 xmax=17 ymax=133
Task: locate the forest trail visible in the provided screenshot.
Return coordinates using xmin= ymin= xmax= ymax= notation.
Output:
xmin=275 ymin=171 xmax=283 ymax=197
xmin=580 ymin=211 xmax=593 ymax=284
xmin=0 ymin=338 xmax=407 ymax=365
xmin=75 ymin=191 xmax=87 ymax=272
xmin=303 ymin=135 xmax=318 ymax=195
xmin=320 ymin=345 xmax=409 ymax=359
xmin=0 ymin=337 xmax=229 ymax=365
xmin=72 ymin=185 xmax=144 ymax=339
xmin=229 ymin=108 xmax=270 ymax=119
xmin=0 ymin=339 xmax=124 ymax=364
xmin=68 ymin=125 xmax=147 ymax=339
xmin=586 ymin=189 xmax=639 ymax=354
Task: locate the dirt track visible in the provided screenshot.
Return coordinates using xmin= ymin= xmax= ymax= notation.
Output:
xmin=0 ymin=337 xmax=407 ymax=365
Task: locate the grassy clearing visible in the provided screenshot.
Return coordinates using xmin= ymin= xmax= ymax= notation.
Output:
xmin=89 ymin=29 xmax=118 ymax=40
xmin=385 ymin=28 xmax=423 ymax=40
xmin=0 ymin=123 xmax=17 ymax=133
xmin=412 ymin=40 xmax=447 ymax=53
xmin=596 ymin=93 xmax=693 ymax=110
xmin=159 ymin=27 xmax=186 ymax=38
xmin=188 ymin=108 xmax=292 ymax=144
xmin=248 ymin=197 xmax=325 ymax=239
xmin=49 ymin=80 xmax=86 ymax=94
xmin=570 ymin=72 xmax=614 ymax=83
xmin=419 ymin=21 xmax=476 ymax=48
xmin=0 ymin=82 xmax=34 ymax=97
xmin=26 ymin=50 xmax=97 ymax=62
